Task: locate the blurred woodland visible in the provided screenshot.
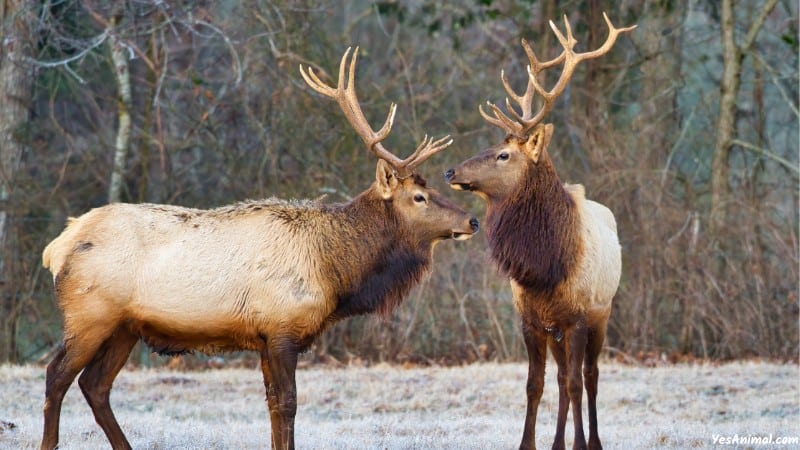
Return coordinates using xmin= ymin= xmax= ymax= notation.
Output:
xmin=0 ymin=0 xmax=797 ymax=365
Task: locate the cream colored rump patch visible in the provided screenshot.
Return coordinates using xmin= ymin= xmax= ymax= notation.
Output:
xmin=574 ymin=199 xmax=622 ymax=311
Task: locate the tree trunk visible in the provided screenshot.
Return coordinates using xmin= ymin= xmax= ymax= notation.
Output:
xmin=630 ymin=0 xmax=687 ymax=351
xmin=0 ymin=0 xmax=33 ymax=363
xmin=710 ymin=0 xmax=741 ymax=233
xmin=711 ymin=0 xmax=779 ymax=233
xmin=583 ymin=0 xmax=605 ymax=121
xmin=107 ymin=18 xmax=132 ymax=204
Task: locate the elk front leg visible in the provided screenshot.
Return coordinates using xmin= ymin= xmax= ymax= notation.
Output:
xmin=266 ymin=339 xmax=299 ymax=450
xmin=519 ymin=322 xmax=547 ymax=450
xmin=548 ymin=339 xmax=570 ymax=450
xmin=260 ymin=349 xmax=282 ymax=449
xmin=566 ymin=323 xmax=589 ymax=450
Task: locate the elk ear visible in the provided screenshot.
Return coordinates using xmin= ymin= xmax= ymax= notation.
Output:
xmin=523 ymin=123 xmax=554 ymax=163
xmin=375 ymin=159 xmax=399 ymax=199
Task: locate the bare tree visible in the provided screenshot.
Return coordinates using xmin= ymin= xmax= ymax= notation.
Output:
xmin=106 ymin=15 xmax=132 ymax=203
xmin=711 ymin=0 xmax=779 ymax=232
xmin=0 ymin=0 xmax=34 ymax=363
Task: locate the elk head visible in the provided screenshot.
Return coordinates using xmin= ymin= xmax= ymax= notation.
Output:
xmin=301 ymin=47 xmax=478 ymax=242
xmin=445 ymin=13 xmax=636 ymax=203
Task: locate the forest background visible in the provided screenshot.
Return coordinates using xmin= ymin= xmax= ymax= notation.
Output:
xmin=0 ymin=0 xmax=797 ymax=366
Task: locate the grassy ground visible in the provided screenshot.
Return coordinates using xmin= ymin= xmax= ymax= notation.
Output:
xmin=1 ymin=360 xmax=798 ymax=449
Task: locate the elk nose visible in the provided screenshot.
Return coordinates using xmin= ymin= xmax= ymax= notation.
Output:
xmin=469 ymin=217 xmax=480 ymax=233
xmin=444 ymin=168 xmax=455 ymax=182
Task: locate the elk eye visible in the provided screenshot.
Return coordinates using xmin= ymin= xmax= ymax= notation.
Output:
xmin=497 ymin=152 xmax=510 ymax=161
xmin=413 ymin=194 xmax=426 ymax=203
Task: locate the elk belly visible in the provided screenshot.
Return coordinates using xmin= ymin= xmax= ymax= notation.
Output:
xmin=127 ymin=226 xmax=334 ymax=347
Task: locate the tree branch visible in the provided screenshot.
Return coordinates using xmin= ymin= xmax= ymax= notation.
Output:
xmin=86 ymin=8 xmax=156 ymax=72
xmin=188 ymin=19 xmax=242 ymax=87
xmin=731 ymin=139 xmax=799 ymax=177
xmin=752 ymin=52 xmax=799 ymax=118
xmin=741 ymin=0 xmax=779 ymax=54
xmin=25 ymin=29 xmax=109 ymax=68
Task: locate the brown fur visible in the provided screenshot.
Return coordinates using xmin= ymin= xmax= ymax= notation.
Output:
xmin=486 ymin=153 xmax=584 ymax=295
xmin=40 ymin=166 xmax=476 ymax=450
xmin=313 ymin=190 xmax=434 ymax=319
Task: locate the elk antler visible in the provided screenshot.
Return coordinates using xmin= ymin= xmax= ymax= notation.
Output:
xmin=480 ymin=12 xmax=636 ymax=137
xmin=300 ymin=47 xmax=453 ymax=177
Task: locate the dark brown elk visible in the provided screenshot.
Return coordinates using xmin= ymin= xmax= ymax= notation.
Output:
xmin=40 ymin=47 xmax=478 ymax=450
xmin=445 ymin=13 xmax=633 ymax=450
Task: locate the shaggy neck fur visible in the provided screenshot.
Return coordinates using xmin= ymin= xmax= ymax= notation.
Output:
xmin=318 ymin=190 xmax=432 ymax=320
xmin=485 ymin=153 xmax=581 ymax=293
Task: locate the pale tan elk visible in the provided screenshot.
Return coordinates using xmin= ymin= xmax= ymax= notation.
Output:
xmin=40 ymin=47 xmax=478 ymax=450
xmin=445 ymin=13 xmax=634 ymax=450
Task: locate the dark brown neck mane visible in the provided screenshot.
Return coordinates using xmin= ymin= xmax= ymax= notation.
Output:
xmin=485 ymin=153 xmax=581 ymax=293
xmin=321 ymin=190 xmax=432 ymax=320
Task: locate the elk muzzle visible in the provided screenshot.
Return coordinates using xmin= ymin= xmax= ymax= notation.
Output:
xmin=458 ymin=216 xmax=480 ymax=240
xmin=444 ymin=167 xmax=475 ymax=192
xmin=450 ymin=214 xmax=479 ymax=241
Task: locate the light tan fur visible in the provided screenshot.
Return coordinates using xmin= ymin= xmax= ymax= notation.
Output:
xmin=44 ymin=201 xmax=336 ymax=352
xmin=563 ymin=183 xmax=621 ymax=314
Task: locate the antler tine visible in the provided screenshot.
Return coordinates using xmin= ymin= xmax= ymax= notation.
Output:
xmin=300 ymin=47 xmax=405 ymax=169
xmin=344 ymin=48 xmax=398 ymax=150
xmin=522 ymin=38 xmax=565 ymax=75
xmin=481 ymin=37 xmax=567 ymax=137
xmin=483 ymin=30 xmax=571 ymax=138
xmin=404 ymin=134 xmax=454 ymax=174
xmin=520 ymin=12 xmax=635 ymax=135
xmin=548 ymin=13 xmax=638 ymax=84
xmin=522 ymin=65 xmax=559 ymax=130
xmin=479 ymin=101 xmax=524 ymax=136
xmin=478 ymin=103 xmax=507 ymax=130
xmin=575 ymin=12 xmax=638 ymax=61
xmin=519 ymin=38 xmax=565 ymax=128
xmin=479 ymin=13 xmax=634 ymax=137
xmin=301 ymin=47 xmax=454 ymax=177
xmin=499 ymin=68 xmax=534 ymax=126
xmin=340 ymin=48 xmax=402 ymax=166
xmin=505 ymin=97 xmax=525 ymax=123
xmin=500 ymin=69 xmax=526 ymax=113
xmin=406 ymin=134 xmax=434 ymax=161
xmin=550 ymin=15 xmax=578 ymax=52
xmin=299 ymin=61 xmax=337 ymax=98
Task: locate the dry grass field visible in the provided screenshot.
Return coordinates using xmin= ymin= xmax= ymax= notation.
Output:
xmin=1 ymin=360 xmax=798 ymax=449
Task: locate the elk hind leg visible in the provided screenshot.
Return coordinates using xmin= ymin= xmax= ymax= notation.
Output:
xmin=584 ymin=323 xmax=607 ymax=450
xmin=78 ymin=327 xmax=138 ymax=450
xmin=41 ymin=346 xmax=74 ymax=450
xmin=42 ymin=320 xmax=119 ymax=450
xmin=566 ymin=324 xmax=589 ymax=450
